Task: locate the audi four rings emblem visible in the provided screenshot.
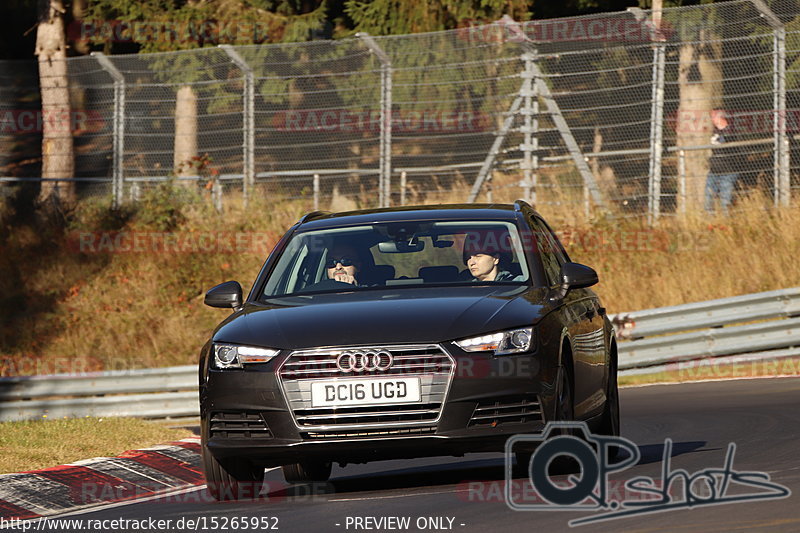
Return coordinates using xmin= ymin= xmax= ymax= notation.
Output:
xmin=336 ymin=350 xmax=394 ymax=372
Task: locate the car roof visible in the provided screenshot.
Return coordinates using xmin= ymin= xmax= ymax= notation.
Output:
xmin=297 ymin=203 xmax=524 ymax=231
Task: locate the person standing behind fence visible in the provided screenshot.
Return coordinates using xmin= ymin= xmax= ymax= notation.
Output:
xmin=705 ymin=109 xmax=740 ymax=214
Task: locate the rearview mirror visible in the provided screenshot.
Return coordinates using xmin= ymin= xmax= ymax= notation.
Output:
xmin=378 ymin=240 xmax=425 ymax=253
xmin=205 ymin=281 xmax=243 ymax=309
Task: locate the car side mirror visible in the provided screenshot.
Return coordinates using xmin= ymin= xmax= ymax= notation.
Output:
xmin=549 ymin=263 xmax=598 ymax=301
xmin=205 ymin=281 xmax=243 ymax=309
xmin=561 ymin=262 xmax=598 ymax=289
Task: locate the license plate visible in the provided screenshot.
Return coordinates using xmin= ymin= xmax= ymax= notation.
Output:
xmin=310 ymin=377 xmax=422 ymax=408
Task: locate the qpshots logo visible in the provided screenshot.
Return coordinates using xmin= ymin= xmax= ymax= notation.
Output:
xmin=505 ymin=422 xmax=790 ymax=527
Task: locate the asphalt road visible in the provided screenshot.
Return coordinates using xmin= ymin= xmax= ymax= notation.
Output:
xmin=46 ymin=378 xmax=800 ymax=533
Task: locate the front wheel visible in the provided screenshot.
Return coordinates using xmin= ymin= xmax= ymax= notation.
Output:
xmin=282 ymin=461 xmax=332 ymax=484
xmin=597 ymin=352 xmax=621 ymax=459
xmin=547 ymin=364 xmax=580 ymax=475
xmin=201 ymin=422 xmax=264 ymax=501
xmin=202 ymin=446 xmax=264 ymax=500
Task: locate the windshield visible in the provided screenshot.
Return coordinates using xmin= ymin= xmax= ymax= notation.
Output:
xmin=261 ymin=220 xmax=531 ymax=298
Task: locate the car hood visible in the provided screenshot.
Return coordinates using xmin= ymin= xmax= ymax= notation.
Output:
xmin=213 ymin=285 xmax=550 ymax=349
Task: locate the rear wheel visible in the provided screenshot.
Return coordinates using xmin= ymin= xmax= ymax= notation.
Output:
xmin=282 ymin=461 xmax=332 ymax=484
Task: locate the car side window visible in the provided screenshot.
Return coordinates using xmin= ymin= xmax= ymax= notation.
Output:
xmin=536 ymin=216 xmax=571 ymax=265
xmin=529 ymin=216 xmax=561 ymax=287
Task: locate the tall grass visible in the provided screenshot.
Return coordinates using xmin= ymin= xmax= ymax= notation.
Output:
xmin=1 ymin=184 xmax=798 ymax=376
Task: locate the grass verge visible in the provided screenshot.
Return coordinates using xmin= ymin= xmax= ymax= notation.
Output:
xmin=0 ymin=417 xmax=194 ymax=474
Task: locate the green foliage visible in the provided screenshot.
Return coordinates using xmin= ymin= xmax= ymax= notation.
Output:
xmin=345 ymin=0 xmax=528 ymax=35
xmin=68 ymin=199 xmax=136 ymax=232
xmin=134 ymin=178 xmax=192 ymax=231
xmin=82 ymin=0 xmax=329 ymax=53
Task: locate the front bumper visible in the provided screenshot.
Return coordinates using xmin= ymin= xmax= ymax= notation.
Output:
xmin=201 ymin=344 xmax=558 ymax=468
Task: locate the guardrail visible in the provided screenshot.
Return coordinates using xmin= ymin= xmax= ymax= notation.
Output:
xmin=0 ymin=366 xmax=197 ymax=422
xmin=1 ymin=288 xmax=798 ymax=421
xmin=611 ymin=287 xmax=800 ymax=373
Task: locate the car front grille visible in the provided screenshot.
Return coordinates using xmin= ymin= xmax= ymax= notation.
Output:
xmin=278 ymin=344 xmax=455 ymax=434
xmin=302 ymin=426 xmax=438 ymax=440
xmin=468 ymin=394 xmax=543 ymax=428
xmin=210 ymin=411 xmax=272 ymax=439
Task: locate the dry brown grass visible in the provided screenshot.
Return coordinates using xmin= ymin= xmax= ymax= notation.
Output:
xmin=1 ymin=183 xmax=798 ymax=376
xmin=572 ymin=195 xmax=800 ymax=312
xmin=0 ymin=418 xmax=193 ymax=474
xmin=619 ymin=356 xmax=800 ymax=387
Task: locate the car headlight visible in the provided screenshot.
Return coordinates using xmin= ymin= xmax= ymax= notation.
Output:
xmin=213 ymin=344 xmax=280 ymax=369
xmin=454 ymin=327 xmax=533 ymax=355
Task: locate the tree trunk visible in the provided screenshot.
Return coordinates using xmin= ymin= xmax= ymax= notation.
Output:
xmin=35 ymin=0 xmax=76 ymax=205
xmin=676 ymin=32 xmax=722 ymax=213
xmin=174 ymin=85 xmax=198 ymax=181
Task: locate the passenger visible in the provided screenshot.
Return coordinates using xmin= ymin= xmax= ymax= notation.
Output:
xmin=464 ymin=249 xmax=519 ymax=282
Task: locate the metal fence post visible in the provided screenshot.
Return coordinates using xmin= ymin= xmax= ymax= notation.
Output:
xmin=469 ymin=96 xmax=522 ymax=203
xmin=91 ymin=52 xmax=125 ymax=208
xmin=752 ymin=0 xmax=789 ymax=207
xmin=647 ymin=41 xmax=666 ymax=224
xmin=212 ymin=179 xmax=223 ymax=212
xmin=678 ymin=149 xmax=687 ymax=215
xmin=400 ymin=171 xmax=407 ymax=206
xmin=775 ymin=28 xmax=789 ymax=207
xmin=520 ymin=52 xmax=538 ymax=205
xmin=313 ymin=173 xmax=320 ymax=211
xmin=219 ymin=45 xmax=255 ymax=209
xmin=383 ymin=66 xmax=393 ymax=206
xmin=468 ymin=22 xmax=605 ymax=206
xmin=356 ymin=33 xmax=392 ymax=208
xmin=583 ymin=169 xmax=590 ymax=220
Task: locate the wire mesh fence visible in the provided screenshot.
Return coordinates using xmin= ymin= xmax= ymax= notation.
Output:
xmin=3 ymin=0 xmax=800 ymax=219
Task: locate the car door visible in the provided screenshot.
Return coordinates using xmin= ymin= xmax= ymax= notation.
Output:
xmin=525 ymin=215 xmax=585 ymax=406
xmin=533 ymin=215 xmax=606 ymax=419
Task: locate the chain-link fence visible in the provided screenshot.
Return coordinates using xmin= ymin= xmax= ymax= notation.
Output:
xmin=0 ymin=60 xmax=41 ymax=193
xmin=4 ymin=0 xmax=800 ymax=219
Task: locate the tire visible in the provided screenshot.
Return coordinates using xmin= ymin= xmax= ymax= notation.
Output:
xmin=514 ymin=451 xmax=533 ymax=477
xmin=547 ymin=364 xmax=580 ymax=475
xmin=554 ymin=364 xmax=574 ymax=423
xmin=597 ymin=350 xmax=621 ymax=460
xmin=201 ymin=430 xmax=264 ymax=501
xmin=282 ymin=461 xmax=332 ymax=484
xmin=514 ymin=363 xmax=574 ymax=477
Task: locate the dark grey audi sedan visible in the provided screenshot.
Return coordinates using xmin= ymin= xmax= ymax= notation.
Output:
xmin=199 ymin=201 xmax=619 ymax=500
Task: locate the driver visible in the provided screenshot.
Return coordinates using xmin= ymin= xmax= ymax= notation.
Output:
xmin=325 ymin=245 xmax=362 ymax=285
